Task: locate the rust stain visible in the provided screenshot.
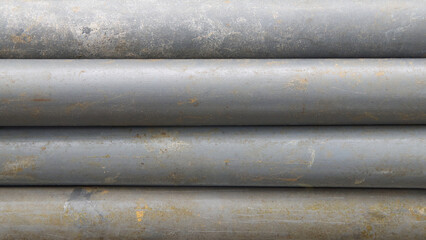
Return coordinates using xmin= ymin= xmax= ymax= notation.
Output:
xmin=188 ymin=97 xmax=198 ymax=104
xmin=178 ymin=97 xmax=199 ymax=106
xmin=354 ymin=178 xmax=365 ymax=185
xmin=339 ymin=71 xmax=348 ymax=78
xmin=224 ymin=159 xmax=230 ymax=166
xmin=375 ymin=71 xmax=385 ymax=77
xmin=32 ymin=108 xmax=41 ymax=118
xmin=11 ymin=34 xmax=32 ymax=44
xmin=71 ymin=7 xmax=80 ymax=13
xmin=364 ymin=112 xmax=379 ymax=121
xmin=66 ymin=102 xmax=92 ymax=113
xmin=99 ymin=190 xmax=110 ymax=195
xmin=169 ymin=205 xmax=194 ymax=217
xmin=361 ymin=225 xmax=374 ymax=238
xmin=285 ymin=78 xmax=308 ymax=91
xmin=88 ymin=155 xmax=110 ymax=159
xmin=150 ymin=131 xmax=171 ymax=139
xmin=40 ymin=147 xmax=46 ymax=151
xmin=1 ymin=156 xmax=37 ymax=176
xmin=32 ymin=98 xmax=51 ymax=102
xmin=136 ymin=211 xmax=144 ymax=222
xmin=409 ymin=207 xmax=425 ymax=221
xmin=104 ymin=174 xmax=120 ymax=184
xmin=135 ymin=203 xmax=151 ymax=222
xmin=88 ymin=161 xmax=104 ymax=168
xmin=278 ymin=176 xmax=303 ymax=182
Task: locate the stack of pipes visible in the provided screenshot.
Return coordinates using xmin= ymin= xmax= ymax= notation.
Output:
xmin=0 ymin=0 xmax=425 ymax=239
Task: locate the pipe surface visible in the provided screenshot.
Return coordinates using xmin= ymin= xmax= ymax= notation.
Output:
xmin=1 ymin=59 xmax=425 ymax=126
xmin=0 ymin=0 xmax=425 ymax=58
xmin=0 ymin=126 xmax=424 ymax=188
xmin=0 ymin=187 xmax=424 ymax=239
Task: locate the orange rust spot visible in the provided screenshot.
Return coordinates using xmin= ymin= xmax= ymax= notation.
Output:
xmin=188 ymin=97 xmax=199 ymax=106
xmin=71 ymin=7 xmax=80 ymax=13
xmin=40 ymin=147 xmax=46 ymax=151
xmin=136 ymin=211 xmax=144 ymax=222
xmin=224 ymin=159 xmax=230 ymax=166
xmin=375 ymin=71 xmax=385 ymax=76
xmin=178 ymin=97 xmax=199 ymax=106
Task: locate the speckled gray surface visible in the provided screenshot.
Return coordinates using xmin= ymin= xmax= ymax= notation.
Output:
xmin=0 ymin=0 xmax=425 ymax=58
xmin=0 ymin=188 xmax=425 ymax=239
xmin=1 ymin=126 xmax=425 ymax=188
xmin=1 ymin=59 xmax=425 ymax=126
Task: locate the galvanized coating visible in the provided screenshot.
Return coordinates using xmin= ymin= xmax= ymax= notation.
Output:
xmin=0 ymin=187 xmax=424 ymax=239
xmin=0 ymin=0 xmax=425 ymax=58
xmin=1 ymin=59 xmax=425 ymax=126
xmin=1 ymin=126 xmax=424 ymax=188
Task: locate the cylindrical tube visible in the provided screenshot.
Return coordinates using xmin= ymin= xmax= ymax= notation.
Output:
xmin=0 ymin=187 xmax=424 ymax=239
xmin=0 ymin=0 xmax=424 ymax=58
xmin=1 ymin=126 xmax=424 ymax=188
xmin=0 ymin=59 xmax=425 ymax=126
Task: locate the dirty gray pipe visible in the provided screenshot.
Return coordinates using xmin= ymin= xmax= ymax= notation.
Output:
xmin=0 ymin=187 xmax=424 ymax=239
xmin=0 ymin=0 xmax=425 ymax=58
xmin=1 ymin=126 xmax=424 ymax=188
xmin=1 ymin=59 xmax=425 ymax=126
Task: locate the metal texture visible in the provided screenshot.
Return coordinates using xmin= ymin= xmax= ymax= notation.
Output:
xmin=1 ymin=126 xmax=424 ymax=188
xmin=1 ymin=59 xmax=425 ymax=126
xmin=0 ymin=0 xmax=425 ymax=58
xmin=0 ymin=187 xmax=424 ymax=239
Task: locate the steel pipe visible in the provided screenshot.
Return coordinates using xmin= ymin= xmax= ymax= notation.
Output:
xmin=1 ymin=59 xmax=425 ymax=126
xmin=0 ymin=187 xmax=424 ymax=239
xmin=1 ymin=126 xmax=424 ymax=188
xmin=0 ymin=0 xmax=425 ymax=58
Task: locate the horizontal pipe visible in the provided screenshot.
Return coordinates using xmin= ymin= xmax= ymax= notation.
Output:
xmin=0 ymin=187 xmax=424 ymax=239
xmin=1 ymin=126 xmax=424 ymax=188
xmin=0 ymin=0 xmax=425 ymax=58
xmin=1 ymin=59 xmax=425 ymax=126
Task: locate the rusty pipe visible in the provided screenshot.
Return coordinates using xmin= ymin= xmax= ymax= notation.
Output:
xmin=0 ymin=59 xmax=425 ymax=126
xmin=0 ymin=187 xmax=424 ymax=239
xmin=1 ymin=126 xmax=424 ymax=188
xmin=0 ymin=0 xmax=425 ymax=58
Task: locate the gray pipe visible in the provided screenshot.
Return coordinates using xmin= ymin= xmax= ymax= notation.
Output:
xmin=0 ymin=0 xmax=425 ymax=58
xmin=0 ymin=187 xmax=424 ymax=239
xmin=1 ymin=126 xmax=424 ymax=188
xmin=1 ymin=59 xmax=425 ymax=126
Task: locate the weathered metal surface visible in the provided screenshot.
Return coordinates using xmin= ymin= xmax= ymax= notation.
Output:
xmin=0 ymin=0 xmax=425 ymax=58
xmin=0 ymin=187 xmax=424 ymax=239
xmin=1 ymin=59 xmax=425 ymax=126
xmin=0 ymin=126 xmax=424 ymax=188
